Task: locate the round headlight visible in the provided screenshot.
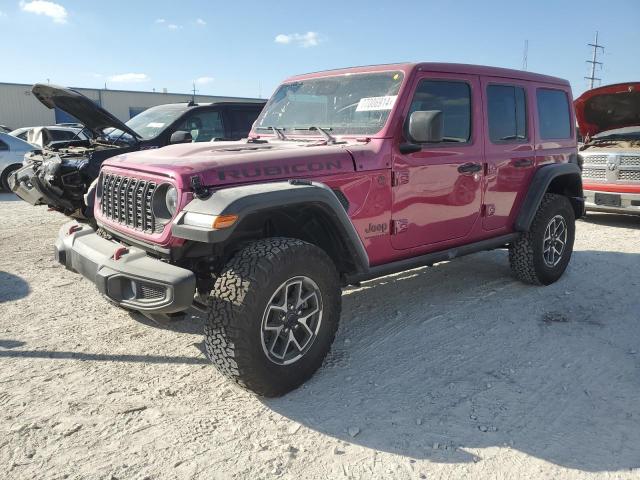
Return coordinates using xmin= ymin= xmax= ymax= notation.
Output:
xmin=152 ymin=184 xmax=178 ymax=223
xmin=166 ymin=186 xmax=178 ymax=215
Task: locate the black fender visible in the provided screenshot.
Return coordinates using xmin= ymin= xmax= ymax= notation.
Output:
xmin=172 ymin=180 xmax=370 ymax=275
xmin=515 ymin=163 xmax=584 ymax=232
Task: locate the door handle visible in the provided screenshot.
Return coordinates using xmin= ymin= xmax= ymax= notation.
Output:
xmin=512 ymin=158 xmax=534 ymax=168
xmin=458 ymin=162 xmax=482 ymax=175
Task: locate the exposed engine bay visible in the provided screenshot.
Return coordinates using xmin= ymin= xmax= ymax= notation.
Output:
xmin=11 ymin=141 xmax=134 ymax=219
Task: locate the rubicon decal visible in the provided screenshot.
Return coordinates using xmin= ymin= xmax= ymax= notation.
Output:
xmin=217 ymin=160 xmax=343 ymax=181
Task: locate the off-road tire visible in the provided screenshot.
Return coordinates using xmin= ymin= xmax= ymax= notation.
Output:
xmin=204 ymin=237 xmax=341 ymax=397
xmin=509 ymin=193 xmax=575 ymax=285
xmin=0 ymin=164 xmax=21 ymax=192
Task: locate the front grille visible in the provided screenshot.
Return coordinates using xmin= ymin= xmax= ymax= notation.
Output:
xmin=582 ymin=168 xmax=606 ymax=179
xmin=620 ymin=156 xmax=640 ymax=167
xmin=582 ymin=154 xmax=608 ymax=165
xmin=100 ymin=173 xmax=158 ymax=233
xmin=619 ymin=170 xmax=640 ymax=181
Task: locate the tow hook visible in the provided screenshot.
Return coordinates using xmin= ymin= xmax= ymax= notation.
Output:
xmin=112 ymin=246 xmax=129 ymax=261
xmin=67 ymin=224 xmax=83 ymax=235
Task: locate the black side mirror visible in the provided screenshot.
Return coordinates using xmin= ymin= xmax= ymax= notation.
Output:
xmin=170 ymin=130 xmax=193 ymax=144
xmin=408 ymin=110 xmax=443 ymax=143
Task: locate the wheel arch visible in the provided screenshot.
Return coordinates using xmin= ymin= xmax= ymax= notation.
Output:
xmin=515 ymin=163 xmax=584 ymax=232
xmin=172 ymin=181 xmax=370 ymax=280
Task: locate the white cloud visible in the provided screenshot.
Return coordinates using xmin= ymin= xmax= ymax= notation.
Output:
xmin=155 ymin=18 xmax=165 ymax=23
xmin=108 ymin=73 xmax=150 ymax=83
xmin=195 ymin=18 xmax=206 ymax=25
xmin=20 ymin=1 xmax=68 ymax=24
xmin=274 ymin=31 xmax=320 ymax=47
xmin=167 ymin=23 xmax=182 ymax=30
xmin=195 ymin=76 xmax=214 ymax=85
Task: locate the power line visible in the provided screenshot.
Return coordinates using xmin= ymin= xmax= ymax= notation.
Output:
xmin=522 ymin=40 xmax=528 ymax=71
xmin=585 ymin=31 xmax=604 ymax=90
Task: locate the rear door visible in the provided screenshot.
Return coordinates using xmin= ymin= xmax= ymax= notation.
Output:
xmin=481 ymin=79 xmax=535 ymax=231
xmin=223 ymin=105 xmax=263 ymax=140
xmin=391 ymin=73 xmax=484 ymax=250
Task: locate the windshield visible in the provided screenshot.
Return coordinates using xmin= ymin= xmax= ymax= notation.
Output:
xmin=593 ymin=126 xmax=640 ymax=140
xmin=106 ymin=104 xmax=188 ymax=142
xmin=255 ymin=71 xmax=405 ymax=136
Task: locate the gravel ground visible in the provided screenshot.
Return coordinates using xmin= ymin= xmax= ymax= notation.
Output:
xmin=1 ymin=191 xmax=639 ymax=480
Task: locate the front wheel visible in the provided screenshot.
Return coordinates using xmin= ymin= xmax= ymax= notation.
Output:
xmin=1 ymin=164 xmax=21 ymax=192
xmin=204 ymin=238 xmax=341 ymax=397
xmin=509 ymin=193 xmax=575 ymax=285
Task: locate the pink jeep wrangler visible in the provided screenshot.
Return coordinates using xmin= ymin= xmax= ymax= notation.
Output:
xmin=56 ymin=63 xmax=584 ymax=396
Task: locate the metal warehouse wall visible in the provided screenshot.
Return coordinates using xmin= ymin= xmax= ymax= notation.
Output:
xmin=0 ymin=82 xmax=264 ymax=130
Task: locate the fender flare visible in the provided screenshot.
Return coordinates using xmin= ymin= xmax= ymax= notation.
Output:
xmin=515 ymin=163 xmax=584 ymax=232
xmin=171 ymin=180 xmax=370 ymax=274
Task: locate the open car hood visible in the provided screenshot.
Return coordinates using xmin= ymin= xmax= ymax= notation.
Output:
xmin=31 ymin=83 xmax=141 ymax=140
xmin=575 ymin=82 xmax=640 ymax=136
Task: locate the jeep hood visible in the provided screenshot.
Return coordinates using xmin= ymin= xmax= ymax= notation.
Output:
xmin=575 ymin=82 xmax=640 ymax=136
xmin=102 ymin=141 xmax=356 ymax=187
xmin=31 ymin=83 xmax=141 ymax=139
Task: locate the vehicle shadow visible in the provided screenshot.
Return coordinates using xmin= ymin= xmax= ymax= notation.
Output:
xmin=581 ymin=212 xmax=640 ymax=228
xmin=0 ymin=192 xmax=21 ymax=202
xmin=0 ymin=347 xmax=209 ymax=365
xmin=0 ymin=271 xmax=30 ymax=302
xmin=265 ymin=249 xmax=640 ymax=472
xmin=128 ymin=309 xmax=206 ymax=335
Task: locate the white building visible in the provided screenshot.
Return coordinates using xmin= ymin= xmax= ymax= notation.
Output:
xmin=0 ymin=82 xmax=264 ymax=129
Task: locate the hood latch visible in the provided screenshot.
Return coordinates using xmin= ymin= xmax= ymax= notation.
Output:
xmin=190 ymin=175 xmax=211 ymax=200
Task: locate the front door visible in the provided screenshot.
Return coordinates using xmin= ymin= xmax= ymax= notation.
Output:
xmin=391 ymin=73 xmax=484 ymax=250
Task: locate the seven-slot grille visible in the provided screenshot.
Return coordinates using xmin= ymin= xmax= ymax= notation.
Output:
xmin=100 ymin=173 xmax=161 ymax=233
xmin=581 ymin=167 xmax=605 ymax=180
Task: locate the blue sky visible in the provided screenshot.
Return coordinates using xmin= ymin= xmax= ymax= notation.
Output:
xmin=0 ymin=0 xmax=638 ymax=99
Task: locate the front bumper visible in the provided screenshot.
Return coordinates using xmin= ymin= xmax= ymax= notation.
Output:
xmin=584 ymin=189 xmax=640 ymax=215
xmin=55 ymin=222 xmax=196 ymax=313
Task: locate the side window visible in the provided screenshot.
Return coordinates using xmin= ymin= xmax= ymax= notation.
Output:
xmin=51 ymin=130 xmax=78 ymax=141
xmin=175 ymin=110 xmax=225 ymax=142
xmin=487 ymin=85 xmax=527 ymax=143
xmin=536 ymin=88 xmax=571 ymax=139
xmin=227 ymin=107 xmax=261 ymax=138
xmin=408 ymin=80 xmax=471 ymax=143
xmin=0 ymin=139 xmax=7 ymax=151
xmin=129 ymin=107 xmax=146 ymax=119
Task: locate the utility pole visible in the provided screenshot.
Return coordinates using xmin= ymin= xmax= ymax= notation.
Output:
xmin=191 ymin=82 xmax=198 ymax=103
xmin=585 ymin=31 xmax=604 ymax=90
xmin=522 ymin=40 xmax=528 ymax=71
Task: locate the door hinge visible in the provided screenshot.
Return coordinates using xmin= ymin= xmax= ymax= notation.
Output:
xmin=392 ymin=170 xmax=409 ymax=186
xmin=482 ymin=204 xmax=496 ymax=217
xmin=392 ymin=219 xmax=409 ymax=234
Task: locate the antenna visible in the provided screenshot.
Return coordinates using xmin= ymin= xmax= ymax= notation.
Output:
xmin=585 ymin=31 xmax=604 ymax=90
xmin=522 ymin=40 xmax=528 ymax=71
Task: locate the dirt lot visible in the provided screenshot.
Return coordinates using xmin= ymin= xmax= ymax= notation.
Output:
xmin=1 ymin=192 xmax=639 ymax=480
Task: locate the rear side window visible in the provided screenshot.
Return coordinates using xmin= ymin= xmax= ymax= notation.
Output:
xmin=536 ymin=89 xmax=571 ymax=139
xmin=51 ymin=130 xmax=78 ymax=141
xmin=228 ymin=107 xmax=261 ymax=138
xmin=487 ymin=85 xmax=527 ymax=142
xmin=408 ymin=80 xmax=471 ymax=142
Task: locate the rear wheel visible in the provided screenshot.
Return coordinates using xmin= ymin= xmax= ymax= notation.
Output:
xmin=509 ymin=193 xmax=575 ymax=285
xmin=0 ymin=164 xmax=21 ymax=192
xmin=204 ymin=237 xmax=341 ymax=397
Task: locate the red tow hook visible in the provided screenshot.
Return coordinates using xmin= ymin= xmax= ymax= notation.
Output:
xmin=67 ymin=224 xmax=83 ymax=235
xmin=112 ymin=246 xmax=129 ymax=261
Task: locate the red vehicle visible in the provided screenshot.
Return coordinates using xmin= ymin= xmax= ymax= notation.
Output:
xmin=575 ymin=82 xmax=640 ymax=214
xmin=55 ymin=63 xmax=583 ymax=396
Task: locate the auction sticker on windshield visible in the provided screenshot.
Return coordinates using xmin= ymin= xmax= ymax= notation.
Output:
xmin=356 ymin=95 xmax=398 ymax=112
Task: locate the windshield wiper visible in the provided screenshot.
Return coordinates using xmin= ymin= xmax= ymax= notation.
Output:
xmin=293 ymin=126 xmax=340 ymax=144
xmin=255 ymin=126 xmax=288 ymax=140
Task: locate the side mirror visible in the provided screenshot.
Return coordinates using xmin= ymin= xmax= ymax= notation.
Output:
xmin=169 ymin=130 xmax=193 ymax=144
xmin=408 ymin=110 xmax=443 ymax=143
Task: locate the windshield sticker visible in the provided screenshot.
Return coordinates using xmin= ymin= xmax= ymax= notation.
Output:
xmin=147 ymin=122 xmax=165 ymax=128
xmin=356 ymin=95 xmax=398 ymax=112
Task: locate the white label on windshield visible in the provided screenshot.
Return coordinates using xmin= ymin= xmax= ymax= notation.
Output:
xmin=147 ymin=122 xmax=165 ymax=128
xmin=356 ymin=95 xmax=398 ymax=112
